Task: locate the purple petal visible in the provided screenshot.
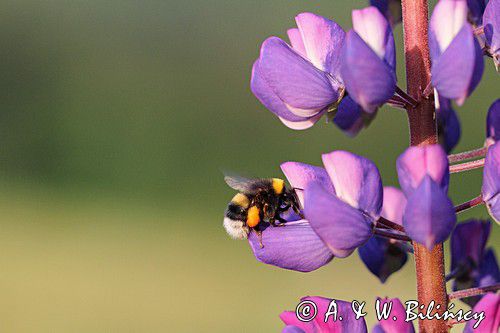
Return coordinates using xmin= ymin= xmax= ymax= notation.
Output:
xmin=482 ymin=142 xmax=500 ymax=224
xmin=280 ymin=161 xmax=335 ymax=207
xmin=430 ymin=23 xmax=484 ymax=105
xmin=451 ymin=220 xmax=491 ymax=273
xmin=251 ymin=60 xmax=302 ymax=121
xmin=248 ymin=220 xmax=334 ymax=272
xmin=403 ymin=175 xmax=457 ymax=249
xmin=304 ymin=181 xmax=374 ymax=258
xmin=282 ymin=326 xmax=305 ymax=333
xmin=396 ymin=144 xmax=449 ymax=196
xmin=322 ymin=150 xmax=383 ymax=218
xmin=381 ymin=186 xmax=406 ymax=225
xmin=341 ymin=30 xmax=396 ymax=113
xmin=487 ymin=99 xmax=500 ymax=141
xmin=358 ymin=186 xmax=408 ymax=283
xmin=464 ymin=293 xmax=500 ymax=333
xmin=430 ymin=0 xmax=468 ymax=54
xmin=352 ymin=6 xmax=394 ymax=65
xmin=483 ymin=0 xmax=500 ymax=59
xmin=358 ymin=236 xmax=407 ymax=283
xmin=478 ymin=249 xmax=500 ymax=288
xmin=436 ymin=97 xmax=461 ymax=153
xmin=251 ymin=60 xmax=320 ymax=130
xmin=333 ymin=95 xmax=365 ymax=137
xmin=370 ymin=0 xmax=402 ymax=25
xmin=456 ymin=246 xmax=500 ymax=308
xmin=378 ymin=298 xmax=415 ymax=333
xmin=258 ymin=37 xmax=339 ymax=117
xmin=295 ymin=13 xmax=345 ymax=77
xmin=467 ymin=0 xmax=487 ymax=25
xmin=287 ymin=28 xmax=307 ymax=57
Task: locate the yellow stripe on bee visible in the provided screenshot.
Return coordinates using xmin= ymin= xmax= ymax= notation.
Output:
xmin=231 ymin=193 xmax=250 ymax=208
xmin=272 ymin=178 xmax=285 ymax=195
xmin=246 ymin=206 xmax=260 ymax=228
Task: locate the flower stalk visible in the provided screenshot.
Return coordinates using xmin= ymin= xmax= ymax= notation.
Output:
xmin=377 ymin=216 xmax=405 ymax=232
xmin=395 ymin=85 xmax=419 ymax=107
xmin=373 ymin=228 xmax=412 ymax=242
xmin=455 ymin=195 xmax=484 ymax=213
xmin=449 ymin=158 xmax=485 ymax=173
xmin=401 ymin=0 xmax=448 ymax=332
xmin=388 ymin=95 xmax=412 ymax=109
xmin=448 ymin=283 xmax=500 ymax=300
xmin=448 ymin=146 xmax=488 ymax=163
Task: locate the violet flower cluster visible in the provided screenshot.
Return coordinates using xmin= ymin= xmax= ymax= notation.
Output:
xmin=227 ymin=0 xmax=500 ymax=332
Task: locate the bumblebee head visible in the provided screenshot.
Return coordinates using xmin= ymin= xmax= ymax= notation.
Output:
xmin=281 ymin=186 xmax=301 ymax=208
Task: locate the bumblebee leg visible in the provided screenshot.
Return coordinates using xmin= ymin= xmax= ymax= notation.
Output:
xmin=269 ymin=217 xmax=283 ymax=227
xmin=269 ymin=215 xmax=287 ymax=227
xmin=274 ymin=216 xmax=287 ymax=227
xmin=292 ymin=203 xmax=305 ymax=219
xmin=252 ymin=228 xmax=264 ymax=248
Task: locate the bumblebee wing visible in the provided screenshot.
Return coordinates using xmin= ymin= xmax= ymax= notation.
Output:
xmin=223 ymin=173 xmax=258 ymax=194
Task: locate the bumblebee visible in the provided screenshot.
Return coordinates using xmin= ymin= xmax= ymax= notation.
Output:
xmin=223 ymin=174 xmax=302 ymax=243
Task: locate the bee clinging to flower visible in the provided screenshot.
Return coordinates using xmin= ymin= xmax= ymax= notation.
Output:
xmin=223 ymin=173 xmax=302 ymax=246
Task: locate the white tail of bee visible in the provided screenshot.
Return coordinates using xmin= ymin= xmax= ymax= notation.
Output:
xmin=223 ymin=217 xmax=250 ymax=239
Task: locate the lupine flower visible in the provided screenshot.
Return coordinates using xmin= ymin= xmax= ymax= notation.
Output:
xmin=463 ymin=293 xmax=500 ymax=332
xmin=257 ymin=151 xmax=382 ymax=264
xmin=429 ymin=0 xmax=484 ymax=105
xmin=252 ymin=12 xmax=377 ymax=136
xmin=450 ymin=220 xmax=500 ymax=306
xmin=482 ymin=141 xmax=500 ymax=224
xmin=280 ymin=296 xmax=368 ymax=333
xmin=370 ymin=0 xmax=402 ymax=25
xmin=486 ymin=99 xmax=500 ymax=142
xmin=467 ymin=0 xmax=488 ymax=26
xmin=251 ymin=13 xmax=347 ymax=130
xmin=372 ymin=298 xmax=415 ymax=333
xmin=397 ymin=145 xmax=456 ymax=249
xmin=304 ymin=150 xmax=383 ymax=258
xmin=358 ymin=187 xmax=408 ymax=283
xmin=341 ymin=6 xmax=396 ymax=113
xmin=483 ymin=0 xmax=500 ymax=70
xmin=436 ymin=97 xmax=461 ymax=153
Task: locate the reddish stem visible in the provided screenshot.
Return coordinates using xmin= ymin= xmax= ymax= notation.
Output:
xmin=448 ymin=146 xmax=488 ymax=163
xmin=373 ymin=228 xmax=412 ymax=242
xmin=448 ymin=283 xmax=500 ymax=300
xmin=401 ymin=1 xmax=449 ymax=332
xmin=449 ymin=158 xmax=485 ymax=173
xmin=395 ymin=85 xmax=418 ymax=107
xmin=474 ymin=26 xmax=484 ymax=36
xmin=455 ymin=195 xmax=484 ymax=213
xmin=377 ymin=216 xmax=405 ymax=233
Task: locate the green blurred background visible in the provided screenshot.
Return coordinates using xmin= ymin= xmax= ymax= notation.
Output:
xmin=0 ymin=0 xmax=497 ymax=332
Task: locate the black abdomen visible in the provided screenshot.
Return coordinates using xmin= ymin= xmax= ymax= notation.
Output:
xmin=225 ymin=202 xmax=247 ymax=221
